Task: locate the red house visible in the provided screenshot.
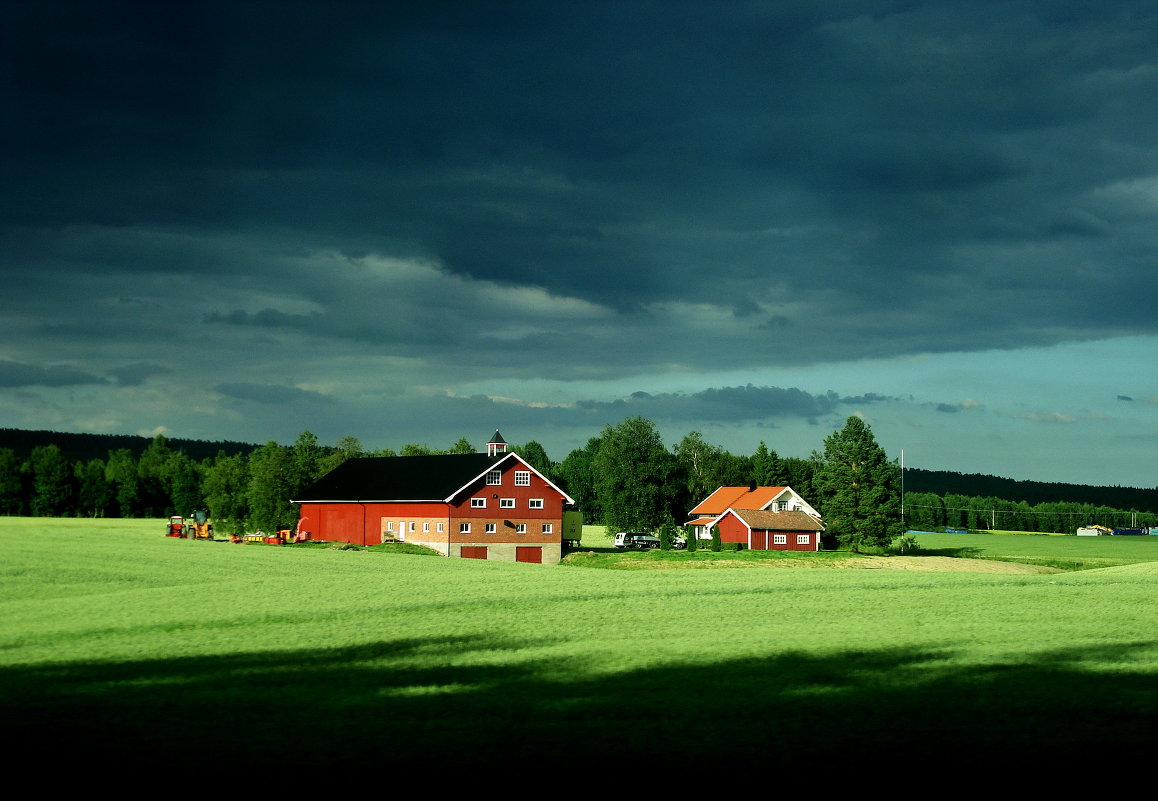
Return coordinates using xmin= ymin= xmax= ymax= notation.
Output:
xmin=710 ymin=508 xmax=824 ymax=551
xmin=687 ymin=484 xmax=825 ymax=551
xmin=292 ymin=431 xmax=575 ymax=564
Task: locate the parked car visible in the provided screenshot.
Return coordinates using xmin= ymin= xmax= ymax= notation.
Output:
xmin=614 ymin=531 xmax=661 ymax=549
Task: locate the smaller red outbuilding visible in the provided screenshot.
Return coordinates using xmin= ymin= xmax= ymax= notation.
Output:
xmin=710 ymin=508 xmax=824 ymax=551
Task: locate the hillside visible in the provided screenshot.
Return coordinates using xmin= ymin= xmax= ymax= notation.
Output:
xmin=904 ymin=467 xmax=1157 ymax=512
xmin=0 ymin=428 xmax=258 ymax=462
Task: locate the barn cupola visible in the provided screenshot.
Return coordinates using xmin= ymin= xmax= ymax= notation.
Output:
xmin=486 ymin=430 xmax=508 ymax=458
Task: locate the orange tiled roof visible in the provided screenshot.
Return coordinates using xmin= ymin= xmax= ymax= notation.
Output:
xmin=689 ymin=486 xmax=787 ymax=516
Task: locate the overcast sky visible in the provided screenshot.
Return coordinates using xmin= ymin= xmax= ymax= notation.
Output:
xmin=2 ymin=1 xmax=1156 ymax=487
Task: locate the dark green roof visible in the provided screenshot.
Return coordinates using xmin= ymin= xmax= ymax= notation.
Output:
xmin=293 ymin=453 xmax=498 ymax=502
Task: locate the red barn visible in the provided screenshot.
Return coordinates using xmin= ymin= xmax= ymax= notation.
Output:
xmin=292 ymin=432 xmax=574 ymax=565
xmin=711 ymin=508 xmax=824 ymax=551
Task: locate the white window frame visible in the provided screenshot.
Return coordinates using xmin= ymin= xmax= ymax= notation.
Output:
xmin=500 ymin=498 xmax=515 ymax=509
xmin=528 ymin=498 xmax=544 ymax=509
xmin=386 ymin=522 xmax=395 ymax=532
xmin=409 ymin=522 xmax=416 ymax=533
xmin=486 ymin=470 xmax=501 ymax=485
xmin=485 ymin=523 xmax=496 ymax=534
xmin=514 ymin=471 xmax=531 ymax=486
xmin=515 ymin=523 xmax=527 ymax=534
xmin=437 ymin=523 xmax=445 ymax=533
xmin=459 ymin=522 xmax=471 ymax=534
xmin=471 ymin=498 xmax=487 ymax=508
xmin=773 ymin=534 xmax=787 ymax=545
xmin=797 ymin=534 xmax=810 ymax=545
xmin=423 ymin=522 xmax=430 ymax=532
xmin=541 ymin=523 xmax=552 ymax=534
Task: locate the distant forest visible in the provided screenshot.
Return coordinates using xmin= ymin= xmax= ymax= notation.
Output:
xmin=903 ymin=468 xmax=1157 ymax=512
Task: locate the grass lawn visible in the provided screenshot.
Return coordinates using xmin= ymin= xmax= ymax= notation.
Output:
xmin=1 ymin=517 xmax=1155 ymax=779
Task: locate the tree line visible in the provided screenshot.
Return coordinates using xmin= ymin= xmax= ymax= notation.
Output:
xmin=0 ymin=417 xmax=902 ymax=551
xmin=903 ymin=491 xmax=1156 ymax=533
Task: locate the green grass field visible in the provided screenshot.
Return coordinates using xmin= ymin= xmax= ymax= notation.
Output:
xmin=2 ymin=518 xmax=1155 ymax=778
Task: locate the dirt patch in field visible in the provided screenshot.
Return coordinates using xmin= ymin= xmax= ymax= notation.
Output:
xmin=837 ymin=556 xmax=1061 ymax=574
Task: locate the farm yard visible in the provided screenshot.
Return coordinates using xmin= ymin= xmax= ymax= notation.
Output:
xmin=1 ymin=518 xmax=1155 ymax=779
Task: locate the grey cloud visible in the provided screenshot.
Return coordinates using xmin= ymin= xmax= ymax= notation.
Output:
xmin=574 ymin=385 xmax=893 ymax=423
xmin=214 ymin=383 xmax=330 ymax=405
xmin=108 ymin=363 xmax=172 ymax=386
xmin=0 ymin=360 xmax=108 ymax=388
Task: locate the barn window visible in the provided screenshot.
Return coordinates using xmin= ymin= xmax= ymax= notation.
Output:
xmin=797 ymin=534 xmax=810 ymax=544
xmin=409 ymin=522 xmax=416 ymax=532
xmin=500 ymin=498 xmax=515 ymax=509
xmin=485 ymin=523 xmax=496 ymax=534
xmin=516 ymin=523 xmax=527 ymax=533
xmin=471 ymin=498 xmax=486 ymax=508
xmin=423 ymin=522 xmax=430 ymax=532
xmin=486 ymin=470 xmax=501 ymax=485
xmin=774 ymin=534 xmax=787 ymax=544
xmin=437 ymin=523 xmax=445 ymax=532
xmin=386 ymin=522 xmax=395 ymax=532
xmin=529 ymin=498 xmax=544 ymax=509
xmin=541 ymin=523 xmax=553 ymax=534
xmin=460 ymin=523 xmax=471 ymax=534
xmin=514 ymin=471 xmax=530 ymax=486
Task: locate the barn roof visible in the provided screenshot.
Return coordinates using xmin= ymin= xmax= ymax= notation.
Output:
xmin=292 ymin=452 xmax=574 ymax=504
xmin=723 ymin=508 xmax=825 ymax=532
xmin=293 ymin=453 xmax=494 ymax=502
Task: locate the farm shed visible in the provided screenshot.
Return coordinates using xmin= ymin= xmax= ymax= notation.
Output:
xmin=711 ymin=508 xmax=825 ymax=551
xmin=292 ymin=432 xmax=575 ymax=565
xmin=687 ymin=485 xmax=822 ymax=540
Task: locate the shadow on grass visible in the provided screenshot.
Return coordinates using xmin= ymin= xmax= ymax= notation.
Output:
xmin=2 ymin=636 xmax=1154 ymax=777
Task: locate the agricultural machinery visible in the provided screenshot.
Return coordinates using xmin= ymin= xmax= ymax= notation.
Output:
xmin=164 ymin=509 xmax=215 ymax=540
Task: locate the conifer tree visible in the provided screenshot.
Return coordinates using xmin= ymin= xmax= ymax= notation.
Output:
xmin=816 ymin=416 xmax=902 ymax=553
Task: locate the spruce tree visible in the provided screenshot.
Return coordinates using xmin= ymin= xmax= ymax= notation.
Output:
xmin=816 ymin=416 xmax=902 ymax=553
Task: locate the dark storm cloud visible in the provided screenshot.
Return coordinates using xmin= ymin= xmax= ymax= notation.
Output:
xmin=0 ymin=361 xmax=107 ymax=388
xmin=2 ymin=1 xmax=1156 ymax=386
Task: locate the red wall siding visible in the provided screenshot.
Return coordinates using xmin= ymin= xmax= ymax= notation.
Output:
xmin=715 ymin=515 xmax=751 ymax=547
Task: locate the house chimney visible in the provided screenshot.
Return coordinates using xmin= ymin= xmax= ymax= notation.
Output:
xmin=749 ymin=480 xmax=757 ymax=492
xmin=487 ymin=429 xmax=508 ymax=458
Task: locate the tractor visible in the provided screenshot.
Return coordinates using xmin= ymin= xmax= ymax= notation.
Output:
xmin=187 ymin=508 xmax=214 ymax=539
xmin=165 ymin=509 xmax=215 ymax=540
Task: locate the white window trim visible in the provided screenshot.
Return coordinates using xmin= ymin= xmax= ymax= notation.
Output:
xmin=541 ymin=523 xmax=552 ymax=534
xmin=528 ymin=498 xmax=544 ymax=509
xmin=797 ymin=534 xmax=810 ymax=544
xmin=486 ymin=470 xmax=502 ymax=485
xmin=773 ymin=534 xmax=787 ymax=544
xmin=471 ymin=498 xmax=487 ymax=508
xmin=516 ymin=523 xmax=527 ymax=534
xmin=423 ymin=522 xmax=430 ymax=532
xmin=500 ymin=498 xmax=515 ymax=509
xmin=459 ymin=522 xmax=471 ymax=534
xmin=485 ymin=523 xmax=496 ymax=534
xmin=386 ymin=522 xmax=395 ymax=532
xmin=514 ymin=471 xmax=531 ymax=486
xmin=437 ymin=523 xmax=445 ymax=533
